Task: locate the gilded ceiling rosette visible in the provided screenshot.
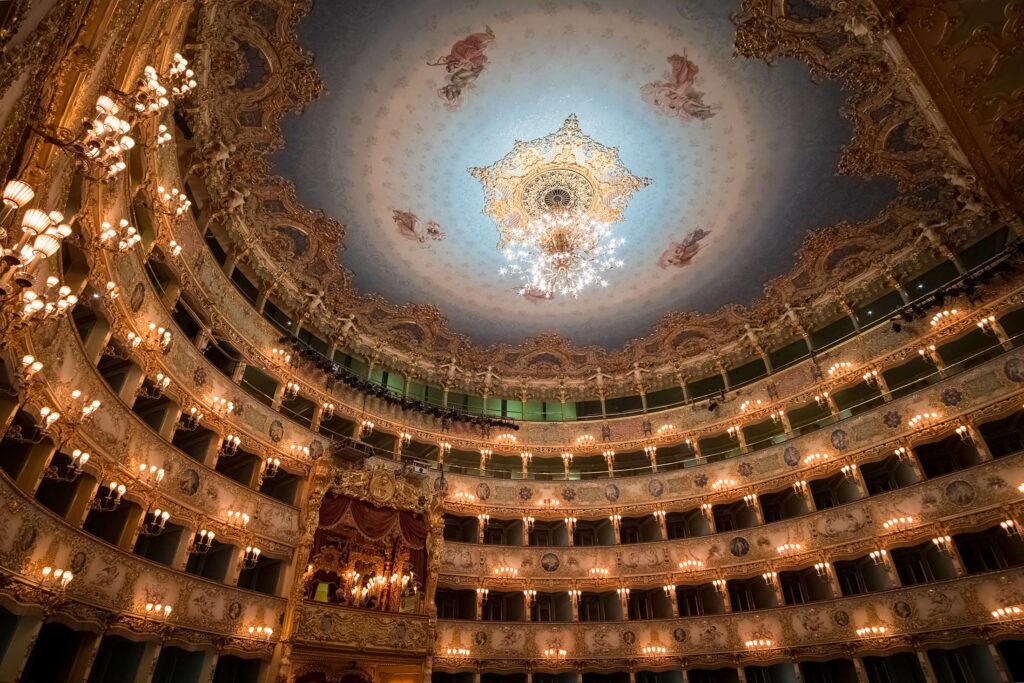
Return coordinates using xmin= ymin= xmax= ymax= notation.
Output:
xmin=469 ymin=114 xmax=651 ymax=248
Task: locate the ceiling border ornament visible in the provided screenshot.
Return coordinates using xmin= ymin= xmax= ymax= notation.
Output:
xmin=187 ymin=0 xmax=996 ymax=393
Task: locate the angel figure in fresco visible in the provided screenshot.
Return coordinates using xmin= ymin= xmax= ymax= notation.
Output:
xmin=427 ymin=26 xmax=496 ymax=109
xmin=642 ymin=52 xmax=716 ymax=121
xmin=658 ymin=228 xmax=711 ymax=269
xmin=391 ymin=209 xmax=446 ymax=245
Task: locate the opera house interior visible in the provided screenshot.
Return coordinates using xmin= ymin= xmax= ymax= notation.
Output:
xmin=1 ymin=0 xmax=1024 ymax=682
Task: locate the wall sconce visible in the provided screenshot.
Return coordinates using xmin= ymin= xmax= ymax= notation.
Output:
xmin=793 ymin=480 xmax=808 ymax=494
xmin=761 ymin=571 xmax=778 ymax=583
xmin=840 ymin=464 xmax=857 ymax=479
xmin=144 ymin=602 xmax=173 ymax=621
xmin=155 ymin=124 xmax=172 ymax=146
xmin=769 ymin=409 xmax=785 ymax=425
xmin=167 ymin=240 xmax=183 ymax=257
xmin=931 ymin=535 xmax=953 ymax=554
xmin=711 ymin=478 xmax=736 ymax=490
xmin=869 ymin=549 xmax=888 ymax=565
xmin=44 ymin=448 xmax=89 ymax=482
xmin=641 ymin=645 xmax=667 ymax=656
xmin=725 ymin=425 xmax=741 ymax=440
xmin=739 ymin=400 xmax=762 ymax=413
xmin=478 ymin=447 xmax=492 ymax=466
xmin=18 ymin=354 xmax=44 ymax=384
xmin=929 ymin=309 xmax=958 ymax=327
xmin=603 ymin=450 xmax=615 ymax=468
xmin=523 ymin=589 xmax=537 ymax=605
xmin=589 ymin=567 xmax=609 ymax=577
xmin=543 ymin=646 xmax=567 ymax=658
xmin=523 ymin=516 xmax=535 ymax=532
xmin=227 ymin=509 xmax=250 ymax=529
xmin=476 ymin=587 xmax=489 ymax=602
xmin=662 ymin=584 xmax=676 ymax=597
xmin=495 ymin=433 xmax=517 ymax=446
xmin=91 ymin=480 xmax=126 ymax=511
xmin=856 ymin=626 xmax=889 ymax=638
xmin=137 ymin=373 xmax=171 ymax=400
xmin=178 ymin=405 xmax=204 ymax=430
xmin=137 ymin=463 xmax=165 ymax=487
xmin=882 ymin=516 xmax=914 ymax=532
xmin=98 ymin=219 xmax=140 ymax=253
xmin=40 ymin=566 xmax=73 ymax=592
xmin=656 ymin=423 xmax=676 ymax=437
xmin=241 ymin=546 xmax=261 ymax=570
xmin=1000 ymin=519 xmax=1019 ymax=537
xmin=520 ymin=451 xmax=532 ymax=473
xmin=152 ymin=185 xmax=192 ymax=217
xmin=918 ymin=344 xmax=938 ymax=365
xmin=561 ymin=452 xmax=574 ymax=472
xmin=219 ymin=434 xmax=241 ymax=457
xmin=712 ymin=579 xmax=727 ymax=593
xmin=211 ymin=396 xmax=234 ymax=416
xmin=564 ymin=516 xmax=576 ymax=537
xmin=568 ymin=589 xmax=581 ymax=608
xmin=444 ymin=647 xmax=472 ymax=658
xmin=678 ymin=560 xmax=704 ymax=570
xmin=609 ymin=513 xmax=622 ymax=536
xmin=289 ymin=443 xmax=310 ymax=458
xmin=803 ymin=452 xmax=829 ymax=466
xmin=814 ymin=391 xmax=830 ymax=407
xmin=140 ymin=508 xmax=170 ymax=535
xmin=576 ymin=434 xmax=595 ymax=447
xmin=477 ymin=513 xmax=490 ymax=529
xmin=653 ymin=510 xmax=666 ymax=523
xmin=977 ymin=315 xmax=998 ymax=335
xmin=992 ymin=606 xmax=1023 ymax=621
xmin=616 ymin=587 xmax=630 ymax=599
xmin=743 ymin=494 xmax=758 ymax=508
xmin=270 ymin=348 xmax=292 ymax=366
xmin=319 ymin=402 xmax=335 ymax=420
xmin=356 ymin=418 xmax=373 ymax=438
xmin=775 ymin=543 xmax=801 ymax=556
xmin=283 ymin=381 xmax=300 ymax=401
xmin=893 ymin=446 xmax=910 ymax=460
xmin=744 ymin=639 xmax=773 ymax=650
xmin=954 ymin=424 xmax=973 ymax=442
xmin=438 ymin=442 xmax=452 ymax=461
xmin=452 ymin=491 xmax=476 ymax=504
xmin=247 ymin=625 xmax=273 ymax=641
xmin=140 ymin=322 xmax=173 ymax=353
xmin=262 ymin=457 xmax=281 ymax=482
xmin=814 ymin=561 xmax=830 ymax=577
xmin=827 ymin=362 xmax=852 ymax=376
xmin=493 ymin=565 xmax=518 ymax=579
xmin=862 ymin=369 xmax=881 ymax=387
xmin=190 ymin=529 xmax=215 ymax=554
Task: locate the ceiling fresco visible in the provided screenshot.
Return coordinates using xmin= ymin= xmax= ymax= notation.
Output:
xmin=270 ymin=0 xmax=898 ymax=349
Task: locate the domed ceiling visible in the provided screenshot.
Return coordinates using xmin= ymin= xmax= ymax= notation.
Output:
xmin=269 ymin=0 xmax=898 ymax=349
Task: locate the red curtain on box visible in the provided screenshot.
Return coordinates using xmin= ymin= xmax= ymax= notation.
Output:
xmin=312 ymin=493 xmax=428 ymax=585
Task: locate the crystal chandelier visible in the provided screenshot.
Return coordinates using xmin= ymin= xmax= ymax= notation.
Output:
xmin=499 ymin=206 xmax=624 ymax=299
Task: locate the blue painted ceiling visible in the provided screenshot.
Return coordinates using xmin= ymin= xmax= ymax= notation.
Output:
xmin=272 ymin=0 xmax=897 ymax=348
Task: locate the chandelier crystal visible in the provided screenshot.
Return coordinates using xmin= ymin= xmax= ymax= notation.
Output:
xmin=499 ymin=206 xmax=624 ymax=299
